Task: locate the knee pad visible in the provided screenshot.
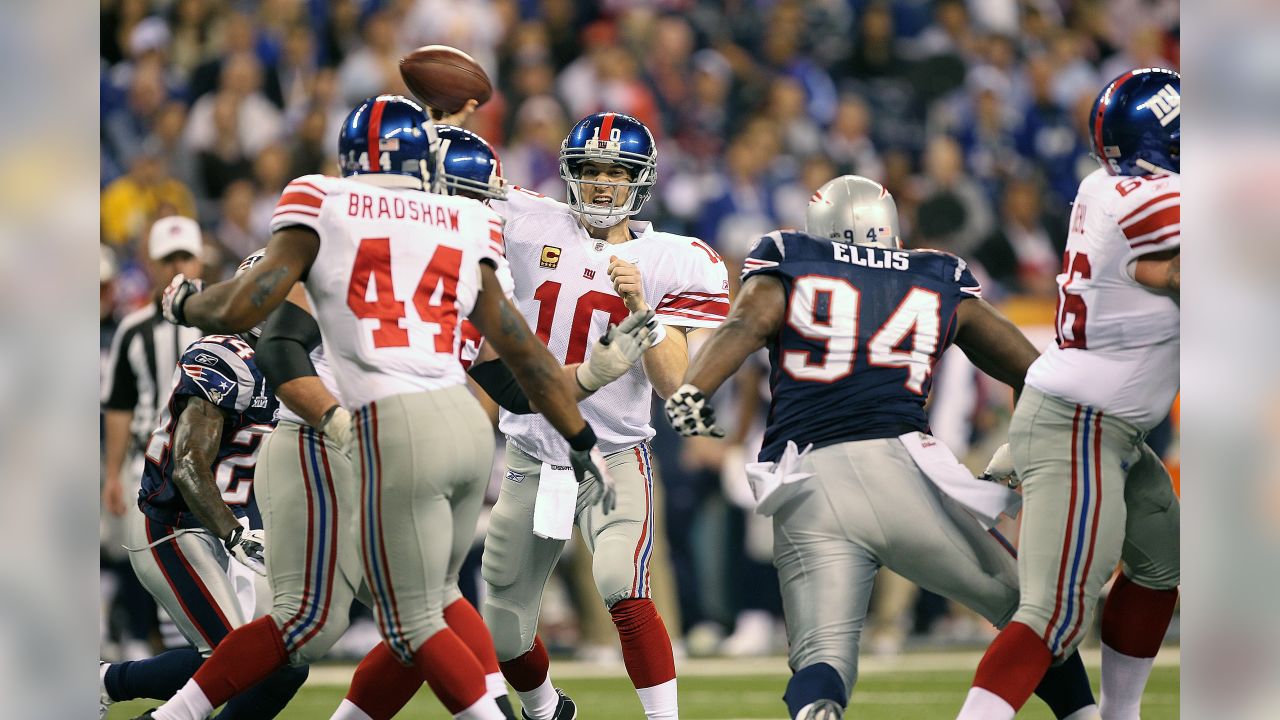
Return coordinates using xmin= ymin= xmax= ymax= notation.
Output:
xmin=483 ymin=595 xmax=536 ymax=662
xmin=481 ymin=508 xmax=524 ymax=589
xmin=593 ymin=531 xmax=644 ymax=608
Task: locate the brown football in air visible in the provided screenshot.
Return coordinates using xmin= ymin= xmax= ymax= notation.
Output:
xmin=399 ymin=45 xmax=493 ymax=114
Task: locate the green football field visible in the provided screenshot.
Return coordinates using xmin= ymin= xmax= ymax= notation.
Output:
xmin=108 ymin=651 xmax=1178 ymax=719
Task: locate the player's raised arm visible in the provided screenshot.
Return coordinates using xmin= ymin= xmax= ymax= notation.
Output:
xmin=684 ymin=274 xmax=785 ymax=397
xmin=952 ymin=297 xmax=1041 ymax=393
xmin=164 ymin=227 xmax=320 ymax=334
xmin=666 ymin=274 xmax=785 ymax=437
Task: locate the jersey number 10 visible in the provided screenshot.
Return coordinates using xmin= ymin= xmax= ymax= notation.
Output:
xmin=783 ymin=275 xmax=940 ymax=394
xmin=347 ymin=237 xmax=463 ymax=351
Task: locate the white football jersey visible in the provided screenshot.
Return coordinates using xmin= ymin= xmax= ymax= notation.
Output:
xmin=1026 ymin=168 xmax=1180 ymax=430
xmin=491 ymin=187 xmax=730 ymax=464
xmin=275 ymin=345 xmax=340 ymax=425
xmin=271 ymin=174 xmax=507 ymax=410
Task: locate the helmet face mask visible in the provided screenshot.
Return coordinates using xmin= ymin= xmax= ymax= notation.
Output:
xmin=1089 ymin=68 xmax=1180 ymax=176
xmin=560 ymin=112 xmax=656 ymax=229
xmin=805 ymin=175 xmax=902 ymax=249
xmin=338 ymin=95 xmax=441 ymax=191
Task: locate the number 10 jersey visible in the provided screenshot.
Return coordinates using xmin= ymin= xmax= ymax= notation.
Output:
xmin=271 ymin=174 xmax=508 ymax=410
xmin=491 ymin=188 xmax=729 ymax=465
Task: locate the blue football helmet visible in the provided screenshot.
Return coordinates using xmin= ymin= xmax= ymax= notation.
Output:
xmin=338 ymin=95 xmax=440 ymax=189
xmin=235 ymin=249 xmax=267 ymax=341
xmin=436 ymin=125 xmax=507 ymax=201
xmin=559 ymin=112 xmax=657 ymax=228
xmin=1089 ymin=68 xmax=1180 ymax=176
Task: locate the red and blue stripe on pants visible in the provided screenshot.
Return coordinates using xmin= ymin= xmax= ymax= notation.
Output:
xmin=630 ymin=443 xmax=655 ymax=599
xmin=355 ymin=403 xmax=413 ymax=663
xmin=1043 ymin=405 xmax=1104 ymax=657
xmin=280 ymin=426 xmax=340 ymax=654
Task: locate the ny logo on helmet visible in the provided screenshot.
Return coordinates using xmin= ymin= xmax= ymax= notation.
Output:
xmin=588 ymin=125 xmax=622 ymax=152
xmin=1140 ymin=84 xmax=1180 ymax=127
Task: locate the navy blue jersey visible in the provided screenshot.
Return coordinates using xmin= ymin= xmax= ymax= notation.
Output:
xmin=742 ymin=231 xmax=982 ymax=462
xmin=138 ymin=334 xmax=279 ymax=528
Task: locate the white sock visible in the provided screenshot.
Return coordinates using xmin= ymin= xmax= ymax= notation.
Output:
xmin=635 ymin=678 xmax=678 ymax=719
xmin=956 ymin=687 xmax=1016 ymax=720
xmin=1099 ymin=643 xmax=1155 ymax=720
xmin=152 ymin=678 xmax=214 ymax=720
xmin=455 ymin=695 xmax=505 ymax=720
xmin=515 ymin=676 xmax=559 ymax=720
xmin=1062 ymin=704 xmax=1101 ymax=720
xmin=330 ymin=698 xmax=374 ymax=720
xmin=486 ymin=671 xmax=509 ymax=702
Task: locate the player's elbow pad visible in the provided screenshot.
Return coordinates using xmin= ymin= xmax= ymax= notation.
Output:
xmin=257 ymin=303 xmax=322 ymax=386
xmin=468 ymin=359 xmax=534 ymax=414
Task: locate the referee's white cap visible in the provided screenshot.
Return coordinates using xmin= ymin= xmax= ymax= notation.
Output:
xmin=149 ymin=216 xmax=202 ymax=260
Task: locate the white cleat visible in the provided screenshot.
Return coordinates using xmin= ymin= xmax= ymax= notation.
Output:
xmin=795 ymin=699 xmax=844 ymax=720
xmin=99 ymin=661 xmax=113 ymax=719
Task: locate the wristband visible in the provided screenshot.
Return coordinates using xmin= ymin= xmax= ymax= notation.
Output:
xmin=566 ymin=424 xmax=597 ymax=452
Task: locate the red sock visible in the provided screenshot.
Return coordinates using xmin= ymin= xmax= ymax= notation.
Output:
xmin=345 ymin=641 xmax=423 ymax=720
xmin=191 ymin=616 xmax=289 ymax=707
xmin=610 ymin=599 xmax=676 ymax=689
xmin=414 ymin=629 xmax=488 ymax=714
xmin=1101 ymin=573 xmax=1179 ymax=657
xmin=445 ymin=598 xmax=501 ymax=674
xmin=972 ymin=621 xmax=1053 ymax=711
xmin=499 ymin=636 xmax=550 ymax=692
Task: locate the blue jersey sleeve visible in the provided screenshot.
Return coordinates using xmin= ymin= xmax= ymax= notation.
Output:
xmin=925 ymin=250 xmax=983 ymax=301
xmin=175 ymin=338 xmax=256 ymax=413
xmin=740 ymin=232 xmax=788 ymax=282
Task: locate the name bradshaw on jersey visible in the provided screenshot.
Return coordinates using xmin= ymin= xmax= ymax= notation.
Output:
xmin=139 ymin=334 xmax=279 ymax=528
xmin=742 ymin=230 xmax=981 ymax=463
xmin=270 ymin=174 xmax=507 ymax=411
xmin=490 ymin=187 xmax=730 ymax=465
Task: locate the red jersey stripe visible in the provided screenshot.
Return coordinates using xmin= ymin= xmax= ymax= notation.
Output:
xmin=277 ymin=191 xmax=324 ymax=209
xmin=1118 ymin=192 xmax=1179 ymax=225
xmin=1122 ymin=205 xmax=1180 ymax=241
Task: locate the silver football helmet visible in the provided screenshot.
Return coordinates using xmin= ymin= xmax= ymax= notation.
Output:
xmin=805 ymin=175 xmax=902 ymax=249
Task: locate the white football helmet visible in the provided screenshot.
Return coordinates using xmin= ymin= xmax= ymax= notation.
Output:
xmin=805 ymin=175 xmax=902 ymax=249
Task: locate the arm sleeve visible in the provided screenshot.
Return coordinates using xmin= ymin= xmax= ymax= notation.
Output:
xmin=950 ymin=254 xmax=983 ymax=300
xmin=740 ymin=231 xmax=787 ymax=282
xmin=653 ymin=238 xmax=732 ymax=328
xmin=270 ymin=175 xmax=329 ymax=234
xmin=256 ymin=302 xmax=322 ymax=387
xmin=175 ymin=341 xmax=256 ymax=413
xmin=467 ymin=359 xmax=534 ymax=414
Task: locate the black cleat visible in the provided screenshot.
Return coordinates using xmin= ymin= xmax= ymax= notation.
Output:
xmin=130 ymin=711 xmax=158 ymax=720
xmin=522 ymin=688 xmax=577 ymax=720
xmin=496 ymin=694 xmax=518 ymax=720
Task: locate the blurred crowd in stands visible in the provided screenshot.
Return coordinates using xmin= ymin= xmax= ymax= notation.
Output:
xmin=100 ymin=0 xmax=1179 ymax=662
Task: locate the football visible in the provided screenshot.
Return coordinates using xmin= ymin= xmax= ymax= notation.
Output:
xmin=399 ymin=45 xmax=493 ymax=115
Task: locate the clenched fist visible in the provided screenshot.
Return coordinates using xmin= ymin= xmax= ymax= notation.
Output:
xmin=608 ymin=256 xmax=647 ymax=313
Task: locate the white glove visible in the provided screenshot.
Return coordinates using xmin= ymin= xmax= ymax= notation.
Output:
xmin=664 ymin=383 xmax=726 ymax=437
xmin=319 ymin=405 xmax=353 ymax=455
xmin=981 ymin=443 xmax=1020 ymax=488
xmin=224 ymin=526 xmax=266 ymax=576
xmin=575 ymin=309 xmax=656 ymax=392
xmin=568 ymin=445 xmax=618 ymax=516
xmin=160 ymin=274 xmax=204 ymax=326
